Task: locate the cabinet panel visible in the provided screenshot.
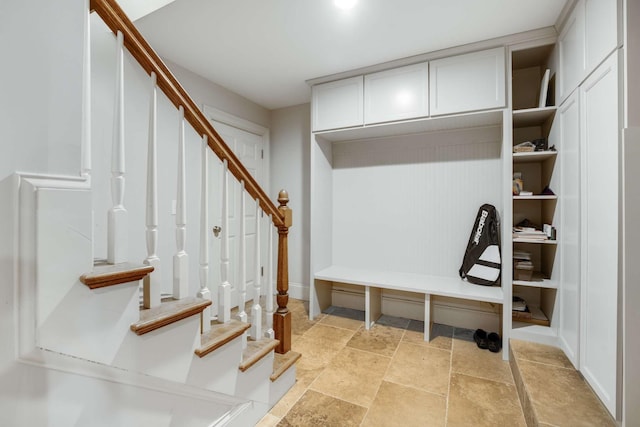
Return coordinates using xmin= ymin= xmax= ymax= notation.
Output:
xmin=364 ymin=62 xmax=429 ymax=124
xmin=558 ymin=2 xmax=586 ymax=101
xmin=579 ymin=53 xmax=618 ymax=417
xmin=558 ymin=0 xmax=618 ymax=102
xmin=584 ymin=0 xmax=618 ymax=72
xmin=312 ymin=76 xmax=363 ymax=132
xmin=429 ymin=47 xmax=505 ymax=116
xmin=558 ymin=91 xmax=580 ymax=366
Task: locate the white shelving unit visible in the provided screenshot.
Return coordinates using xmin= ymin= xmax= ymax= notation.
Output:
xmin=510 ymin=43 xmax=560 ymax=333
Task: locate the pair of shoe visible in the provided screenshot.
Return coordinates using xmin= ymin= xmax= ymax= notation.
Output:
xmin=473 ymin=329 xmax=501 ymax=353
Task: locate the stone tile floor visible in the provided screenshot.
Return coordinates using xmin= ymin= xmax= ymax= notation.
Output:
xmin=257 ymin=300 xmax=525 ymax=427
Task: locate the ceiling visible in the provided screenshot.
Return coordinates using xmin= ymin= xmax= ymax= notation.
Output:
xmin=134 ymin=0 xmax=569 ymax=111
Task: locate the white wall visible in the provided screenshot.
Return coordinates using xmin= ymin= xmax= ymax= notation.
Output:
xmin=0 ymin=176 xmax=17 ymax=367
xmin=164 ymin=59 xmax=271 ymax=130
xmin=270 ymin=104 xmax=311 ymax=298
xmin=0 ymin=0 xmax=86 ymax=181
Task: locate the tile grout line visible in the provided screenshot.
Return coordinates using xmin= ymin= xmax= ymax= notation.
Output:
xmin=516 ymin=354 xmax=577 ymax=370
xmin=359 ymin=324 xmax=417 ymax=426
xmin=444 ymin=335 xmax=454 ymax=426
xmin=382 ymin=378 xmax=449 ymax=399
xmin=271 ymin=309 xmax=355 ymax=424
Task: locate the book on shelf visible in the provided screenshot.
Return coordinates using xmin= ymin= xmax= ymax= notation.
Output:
xmin=513 ymin=250 xmax=531 ymax=260
xmin=512 ymin=296 xmax=527 ymax=312
xmin=513 ymin=227 xmax=548 ymax=240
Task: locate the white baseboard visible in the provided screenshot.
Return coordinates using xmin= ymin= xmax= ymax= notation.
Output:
xmin=331 ymin=286 xmax=500 ymax=331
xmin=288 ymin=282 xmax=309 ymax=301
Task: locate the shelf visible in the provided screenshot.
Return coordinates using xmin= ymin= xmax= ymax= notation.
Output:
xmin=513 ymin=238 xmax=558 ymax=245
xmin=513 ymin=272 xmax=556 ymax=289
xmin=512 ymin=306 xmax=550 ymax=327
xmin=512 ymin=106 xmax=557 ymax=127
xmin=314 ymin=109 xmax=503 ymax=143
xmin=513 ymin=195 xmax=557 ymax=200
xmin=513 ymin=150 xmax=557 ymax=163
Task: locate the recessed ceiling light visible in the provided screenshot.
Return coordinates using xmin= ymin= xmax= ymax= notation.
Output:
xmin=334 ymin=0 xmax=357 ymax=11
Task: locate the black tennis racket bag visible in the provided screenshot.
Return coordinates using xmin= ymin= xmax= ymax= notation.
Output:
xmin=459 ymin=204 xmax=501 ymax=286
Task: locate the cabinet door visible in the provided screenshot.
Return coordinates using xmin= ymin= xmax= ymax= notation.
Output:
xmin=579 ymin=53 xmax=618 ymax=417
xmin=364 ymin=62 xmax=429 ymax=124
xmin=558 ymin=91 xmax=580 ymax=367
xmin=559 ymin=0 xmax=618 ymax=102
xmin=584 ymin=0 xmax=618 ymax=73
xmin=429 ymin=47 xmax=505 ymax=116
xmin=559 ymin=1 xmax=586 ymax=101
xmin=312 ymin=76 xmax=364 ymax=132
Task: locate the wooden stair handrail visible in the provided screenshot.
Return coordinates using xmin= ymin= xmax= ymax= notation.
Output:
xmin=90 ymin=0 xmax=284 ymax=228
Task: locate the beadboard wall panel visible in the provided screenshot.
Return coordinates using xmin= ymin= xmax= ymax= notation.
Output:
xmin=331 ymin=126 xmax=503 ymax=278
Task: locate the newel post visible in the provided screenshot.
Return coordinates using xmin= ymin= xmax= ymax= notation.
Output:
xmin=274 ymin=190 xmax=292 ymax=354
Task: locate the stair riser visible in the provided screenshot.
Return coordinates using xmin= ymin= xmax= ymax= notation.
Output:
xmin=236 ymin=351 xmax=275 ymax=404
xmin=38 ymin=280 xmax=139 ymax=365
xmin=187 ymin=335 xmax=244 ymax=395
xmin=269 ymin=365 xmax=297 ymax=405
xmin=112 ymin=315 xmax=201 ymax=383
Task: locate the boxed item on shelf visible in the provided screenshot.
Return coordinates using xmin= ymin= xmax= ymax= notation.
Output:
xmin=512 ymin=308 xmax=533 ymax=320
xmin=513 ymin=141 xmax=536 ymax=152
xmin=514 ymin=260 xmax=534 ymax=281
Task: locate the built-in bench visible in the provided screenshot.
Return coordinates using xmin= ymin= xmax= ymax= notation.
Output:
xmin=313 ymin=265 xmax=504 ymax=341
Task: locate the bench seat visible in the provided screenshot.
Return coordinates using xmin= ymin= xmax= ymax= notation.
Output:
xmin=313 ymin=265 xmax=504 ymax=341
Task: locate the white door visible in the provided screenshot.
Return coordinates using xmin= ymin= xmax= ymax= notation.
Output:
xmin=579 ymin=52 xmax=618 ymax=416
xmin=212 ymin=120 xmax=265 ymax=310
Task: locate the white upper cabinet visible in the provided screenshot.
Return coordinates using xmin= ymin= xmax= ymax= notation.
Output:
xmin=558 ymin=0 xmax=617 ymax=101
xmin=429 ymin=47 xmax=506 ymax=116
xmin=584 ymin=0 xmax=618 ymax=71
xmin=559 ymin=4 xmax=585 ymax=100
xmin=364 ymin=62 xmax=429 ymax=124
xmin=312 ymin=76 xmax=364 ymax=132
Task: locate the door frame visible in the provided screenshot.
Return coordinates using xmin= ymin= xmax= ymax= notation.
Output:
xmin=202 ymin=105 xmax=271 ymax=197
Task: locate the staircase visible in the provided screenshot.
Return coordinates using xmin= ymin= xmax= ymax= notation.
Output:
xmin=0 ymin=0 xmax=299 ymax=425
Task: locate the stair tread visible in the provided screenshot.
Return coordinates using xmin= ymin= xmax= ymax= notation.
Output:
xmin=195 ymin=319 xmax=251 ymax=358
xmin=80 ymin=261 xmax=153 ymax=289
xmin=270 ymin=351 xmax=301 ymax=382
xmin=239 ymin=338 xmax=279 ymax=372
xmin=131 ymin=296 xmax=211 ymax=336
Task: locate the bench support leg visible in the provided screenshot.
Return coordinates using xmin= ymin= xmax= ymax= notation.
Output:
xmin=424 ymin=293 xmax=432 ymax=341
xmin=365 ymin=285 xmax=382 ymax=330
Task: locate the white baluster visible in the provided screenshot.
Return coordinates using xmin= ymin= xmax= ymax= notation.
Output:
xmin=198 ymin=135 xmax=212 ymax=333
xmin=108 ymin=30 xmax=127 ymax=264
xmin=265 ymin=214 xmax=275 ymax=339
xmin=218 ymin=159 xmax=231 ymax=323
xmin=250 ymin=200 xmax=262 ymax=340
xmin=238 ymin=181 xmax=248 ymax=323
xmin=143 ymin=72 xmax=161 ymax=309
xmin=81 ymin=1 xmax=91 ymax=180
xmin=173 ymin=106 xmax=188 ymax=299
